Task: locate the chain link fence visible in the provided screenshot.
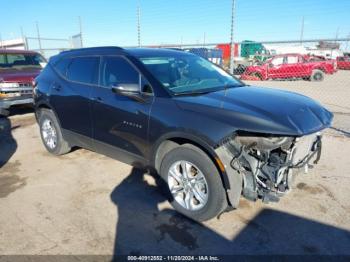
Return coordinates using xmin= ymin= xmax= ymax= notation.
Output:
xmin=25 ymin=34 xmax=82 ymax=59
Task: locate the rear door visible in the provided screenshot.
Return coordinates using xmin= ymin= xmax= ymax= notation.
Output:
xmin=50 ymin=56 xmax=99 ymax=148
xmin=90 ymin=56 xmax=154 ymax=165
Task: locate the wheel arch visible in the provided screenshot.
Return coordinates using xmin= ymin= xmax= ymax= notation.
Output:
xmin=35 ymin=101 xmax=63 ymax=129
xmin=151 ymin=133 xmax=231 ymax=191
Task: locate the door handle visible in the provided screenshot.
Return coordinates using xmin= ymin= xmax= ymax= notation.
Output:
xmin=92 ymin=96 xmax=102 ymax=101
xmin=52 ymin=84 xmax=61 ymax=91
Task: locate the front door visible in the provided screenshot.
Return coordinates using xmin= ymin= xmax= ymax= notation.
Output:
xmin=267 ymin=56 xmax=286 ymax=79
xmin=91 ymin=56 xmax=154 ymax=166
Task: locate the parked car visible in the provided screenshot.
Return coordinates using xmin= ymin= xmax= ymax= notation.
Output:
xmin=240 ymin=53 xmax=336 ymax=81
xmin=34 ymin=47 xmax=333 ymax=221
xmin=0 ymin=49 xmax=46 ymax=115
xmin=337 ymin=56 xmax=350 ymax=70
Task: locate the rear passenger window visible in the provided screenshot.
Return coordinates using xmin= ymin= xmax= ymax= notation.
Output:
xmin=101 ymin=56 xmax=139 ymax=87
xmin=67 ymin=57 xmax=99 ymax=84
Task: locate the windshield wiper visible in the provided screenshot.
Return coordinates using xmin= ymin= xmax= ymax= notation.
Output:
xmin=173 ymin=90 xmax=215 ymax=96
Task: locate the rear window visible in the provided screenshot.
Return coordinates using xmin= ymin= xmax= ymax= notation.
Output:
xmin=66 ymin=57 xmax=99 ymax=84
xmin=0 ymin=53 xmax=46 ymax=69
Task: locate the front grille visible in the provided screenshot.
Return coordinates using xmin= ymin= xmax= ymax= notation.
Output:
xmin=0 ymin=82 xmax=33 ymax=96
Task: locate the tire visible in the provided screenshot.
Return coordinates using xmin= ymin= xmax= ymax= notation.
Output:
xmin=159 ymin=145 xmax=227 ymax=221
xmin=250 ymin=72 xmax=263 ymax=81
xmin=38 ymin=108 xmax=71 ymax=155
xmin=310 ymin=69 xmax=324 ymax=81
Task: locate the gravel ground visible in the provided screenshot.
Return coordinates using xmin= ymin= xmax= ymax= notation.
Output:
xmin=0 ymin=110 xmax=349 ymax=256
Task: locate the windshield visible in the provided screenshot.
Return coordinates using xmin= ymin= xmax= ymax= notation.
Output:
xmin=0 ymin=53 xmax=46 ymax=70
xmin=140 ymin=55 xmax=243 ymax=95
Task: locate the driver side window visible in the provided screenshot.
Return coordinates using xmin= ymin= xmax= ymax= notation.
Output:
xmin=101 ymin=56 xmax=152 ymax=94
xmin=271 ymin=56 xmax=284 ymax=66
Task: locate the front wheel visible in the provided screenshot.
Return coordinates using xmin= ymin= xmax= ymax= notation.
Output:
xmin=160 ymin=145 xmax=227 ymax=221
xmin=310 ymin=69 xmax=325 ymax=81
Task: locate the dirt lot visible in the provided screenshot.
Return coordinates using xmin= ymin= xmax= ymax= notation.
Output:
xmin=1 ymin=71 xmax=350 ymax=256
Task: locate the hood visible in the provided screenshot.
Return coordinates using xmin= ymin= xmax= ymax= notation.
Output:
xmin=0 ymin=68 xmax=41 ymax=83
xmin=174 ymin=86 xmax=333 ymax=136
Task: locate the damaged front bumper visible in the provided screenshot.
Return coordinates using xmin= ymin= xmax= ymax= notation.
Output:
xmin=215 ymin=132 xmax=323 ymax=207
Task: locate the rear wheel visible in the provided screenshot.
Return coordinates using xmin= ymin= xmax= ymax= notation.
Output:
xmin=38 ymin=109 xmax=71 ymax=155
xmin=310 ymin=69 xmax=324 ymax=81
xmin=160 ymin=145 xmax=227 ymax=221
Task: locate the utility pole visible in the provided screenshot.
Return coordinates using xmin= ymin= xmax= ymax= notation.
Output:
xmin=36 ymin=21 xmax=42 ymax=53
xmin=79 ymin=16 xmax=83 ymax=47
xmin=345 ymin=32 xmax=350 ymax=52
xmin=229 ymin=0 xmax=236 ymax=74
xmin=20 ymin=26 xmax=27 ymax=50
xmin=137 ymin=5 xmax=141 ymax=47
xmin=300 ymin=16 xmax=304 ymax=44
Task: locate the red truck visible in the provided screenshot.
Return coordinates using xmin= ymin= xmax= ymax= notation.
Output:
xmin=0 ymin=49 xmax=46 ymax=115
xmin=337 ymin=56 xmax=350 ymax=70
xmin=240 ymin=53 xmax=336 ymax=81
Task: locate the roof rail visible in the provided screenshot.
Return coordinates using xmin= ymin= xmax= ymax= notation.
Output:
xmin=60 ymin=46 xmax=124 ymax=54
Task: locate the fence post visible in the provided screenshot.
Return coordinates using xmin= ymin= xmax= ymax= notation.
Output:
xmin=79 ymin=16 xmax=83 ymax=48
xmin=36 ymin=21 xmax=43 ymax=55
xmin=229 ymin=0 xmax=236 ymax=74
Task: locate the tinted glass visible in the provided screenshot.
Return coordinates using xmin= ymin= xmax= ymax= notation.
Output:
xmin=101 ymin=56 xmax=139 ymax=87
xmin=54 ymin=58 xmax=70 ymax=76
xmin=67 ymin=57 xmax=99 ymax=84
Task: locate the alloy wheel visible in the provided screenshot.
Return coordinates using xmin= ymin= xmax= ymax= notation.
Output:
xmin=168 ymin=160 xmax=209 ymax=211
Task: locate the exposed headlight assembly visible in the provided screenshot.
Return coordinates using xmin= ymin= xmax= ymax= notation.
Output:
xmin=235 ymin=134 xmax=294 ymax=151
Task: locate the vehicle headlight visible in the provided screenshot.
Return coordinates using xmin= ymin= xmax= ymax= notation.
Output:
xmin=0 ymin=82 xmax=20 ymax=88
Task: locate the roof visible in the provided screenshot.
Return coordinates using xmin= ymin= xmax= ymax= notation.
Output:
xmin=124 ymin=48 xmax=191 ymax=57
xmin=0 ymin=49 xmax=40 ymax=55
xmin=57 ymin=46 xmax=191 ymax=58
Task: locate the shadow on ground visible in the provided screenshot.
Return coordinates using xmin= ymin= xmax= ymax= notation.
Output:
xmin=0 ymin=117 xmax=17 ymax=169
xmin=0 ymin=115 xmax=28 ymax=198
xmin=111 ymin=168 xmax=350 ymax=256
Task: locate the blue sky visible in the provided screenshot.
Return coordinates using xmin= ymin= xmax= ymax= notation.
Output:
xmin=1 ymin=0 xmax=349 ymax=47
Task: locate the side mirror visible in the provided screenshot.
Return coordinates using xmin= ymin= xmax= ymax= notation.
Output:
xmin=111 ymin=84 xmax=140 ymax=95
xmin=268 ymin=63 xmax=274 ymax=68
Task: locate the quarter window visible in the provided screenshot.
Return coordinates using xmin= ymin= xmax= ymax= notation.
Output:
xmin=54 ymin=58 xmax=70 ymax=76
xmin=67 ymin=57 xmax=99 ymax=84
